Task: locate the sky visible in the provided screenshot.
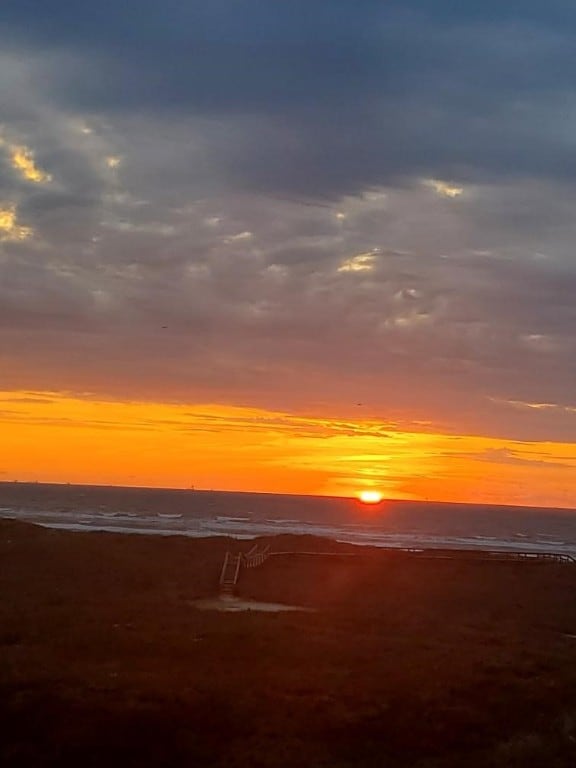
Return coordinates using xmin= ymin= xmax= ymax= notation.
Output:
xmin=1 ymin=2 xmax=576 ymax=506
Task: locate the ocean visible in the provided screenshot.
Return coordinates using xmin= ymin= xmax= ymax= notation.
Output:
xmin=0 ymin=482 xmax=575 ymax=555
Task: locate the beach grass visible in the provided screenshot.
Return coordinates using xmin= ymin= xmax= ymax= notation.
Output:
xmin=2 ymin=520 xmax=576 ymax=766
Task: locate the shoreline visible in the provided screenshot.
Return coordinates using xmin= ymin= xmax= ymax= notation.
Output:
xmin=2 ymin=482 xmax=576 ymax=558
xmin=2 ymin=510 xmax=575 ymax=558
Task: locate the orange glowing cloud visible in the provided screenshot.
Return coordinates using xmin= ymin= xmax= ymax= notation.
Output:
xmin=0 ymin=204 xmax=33 ymax=241
xmin=1 ymin=391 xmax=576 ymax=508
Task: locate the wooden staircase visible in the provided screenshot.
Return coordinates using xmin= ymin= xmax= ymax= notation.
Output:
xmin=219 ymin=552 xmax=242 ymax=597
xmin=218 ymin=544 xmax=271 ymax=597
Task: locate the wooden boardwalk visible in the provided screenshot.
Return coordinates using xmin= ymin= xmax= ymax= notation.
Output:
xmin=268 ymin=548 xmax=575 ymax=564
xmin=394 ymin=548 xmax=576 ymax=564
xmin=218 ymin=544 xmax=574 ymax=597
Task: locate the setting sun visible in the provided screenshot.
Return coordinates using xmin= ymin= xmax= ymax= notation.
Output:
xmin=358 ymin=490 xmax=383 ymax=504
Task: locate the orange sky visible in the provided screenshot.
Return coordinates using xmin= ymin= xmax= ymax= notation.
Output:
xmin=2 ymin=390 xmax=576 ymax=508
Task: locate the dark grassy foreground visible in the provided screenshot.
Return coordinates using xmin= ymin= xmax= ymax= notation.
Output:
xmin=2 ymin=521 xmax=576 ymax=767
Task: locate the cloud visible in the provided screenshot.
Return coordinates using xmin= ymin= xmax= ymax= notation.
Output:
xmin=449 ymin=445 xmax=576 ymax=471
xmin=0 ymin=5 xmax=575 ymax=454
xmin=494 ymin=399 xmax=576 ymax=415
xmin=338 ymin=250 xmax=379 ymax=273
xmin=0 ymin=135 xmax=52 ymax=184
xmin=0 ymin=204 xmax=32 ymax=241
xmin=424 ymin=179 xmax=464 ymax=198
xmin=2 ymin=4 xmax=576 ymax=199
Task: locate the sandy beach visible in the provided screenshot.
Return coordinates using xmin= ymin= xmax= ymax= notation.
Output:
xmin=2 ymin=519 xmax=576 ymax=767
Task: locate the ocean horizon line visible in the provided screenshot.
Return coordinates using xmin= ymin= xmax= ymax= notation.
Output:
xmin=1 ymin=479 xmax=575 ymax=515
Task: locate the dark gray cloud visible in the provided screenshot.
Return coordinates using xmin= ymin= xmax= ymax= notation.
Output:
xmin=3 ymin=2 xmax=576 ymax=198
